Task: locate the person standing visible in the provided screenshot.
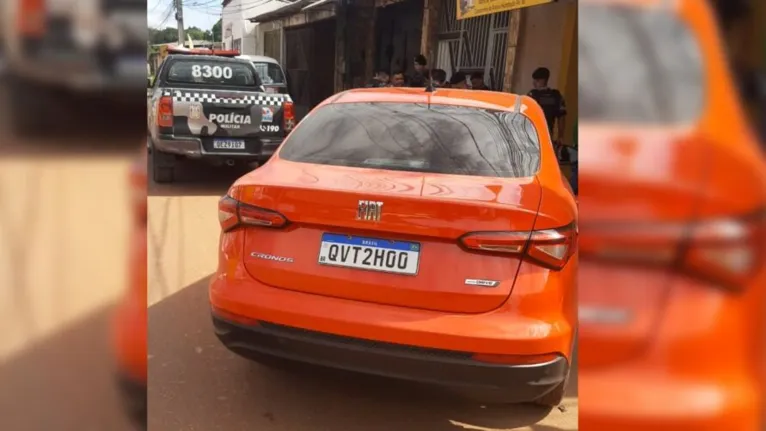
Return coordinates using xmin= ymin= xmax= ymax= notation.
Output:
xmin=470 ymin=72 xmax=490 ymax=90
xmin=449 ymin=71 xmax=468 ymax=89
xmin=366 ymin=70 xmax=390 ymax=88
xmin=527 ymin=67 xmax=567 ymax=155
xmin=391 ymin=71 xmax=407 ymax=87
xmin=410 ymin=55 xmax=430 ymax=87
xmin=569 ymin=119 xmax=578 ymax=196
xmin=431 ymin=69 xmax=448 ymax=88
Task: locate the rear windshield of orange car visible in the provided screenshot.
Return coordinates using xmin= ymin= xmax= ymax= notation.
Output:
xmin=579 ymin=4 xmax=704 ymax=123
xmin=278 ymin=102 xmax=541 ymax=177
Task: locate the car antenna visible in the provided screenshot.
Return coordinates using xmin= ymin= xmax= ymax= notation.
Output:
xmin=425 ymin=76 xmax=435 ymax=93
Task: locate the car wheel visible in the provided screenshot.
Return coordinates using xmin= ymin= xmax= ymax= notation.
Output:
xmin=151 ymin=150 xmax=176 ymax=184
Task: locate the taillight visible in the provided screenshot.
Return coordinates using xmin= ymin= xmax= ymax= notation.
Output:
xmin=579 ymin=209 xmax=766 ymax=290
xmin=459 ymin=222 xmax=577 ymax=270
xmin=157 ymin=96 xmax=173 ymax=128
xmin=218 ymin=195 xmax=288 ymax=232
xmin=17 ymin=0 xmax=46 ymax=36
xmin=682 ymin=210 xmax=766 ymax=289
xmin=283 ymin=102 xmax=295 ymax=132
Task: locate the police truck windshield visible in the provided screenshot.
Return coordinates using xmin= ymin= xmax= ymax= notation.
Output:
xmin=166 ymin=59 xmax=261 ymax=88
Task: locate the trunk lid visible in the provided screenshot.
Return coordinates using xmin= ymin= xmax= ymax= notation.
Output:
xmin=236 ymin=160 xmax=542 ymax=314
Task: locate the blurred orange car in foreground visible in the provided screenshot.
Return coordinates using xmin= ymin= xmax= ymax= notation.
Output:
xmin=579 ymin=0 xmax=766 ymax=430
xmin=112 ymin=147 xmax=147 ymax=427
xmin=210 ymin=88 xmax=578 ymax=405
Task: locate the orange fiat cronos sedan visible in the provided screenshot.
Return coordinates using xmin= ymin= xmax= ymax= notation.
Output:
xmin=209 ymin=88 xmax=578 ymax=406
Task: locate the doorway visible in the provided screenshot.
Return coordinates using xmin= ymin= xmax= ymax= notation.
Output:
xmin=375 ymin=0 xmax=423 ymax=76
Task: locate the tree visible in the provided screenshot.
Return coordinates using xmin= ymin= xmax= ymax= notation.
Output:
xmin=185 ymin=26 xmax=207 ymax=41
xmin=148 ymin=27 xmax=180 ymax=44
xmin=212 ymin=19 xmax=222 ymax=42
xmin=148 ymin=21 xmax=219 ymax=46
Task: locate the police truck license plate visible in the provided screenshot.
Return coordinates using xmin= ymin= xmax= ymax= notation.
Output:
xmin=318 ymin=233 xmax=420 ymax=275
xmin=213 ymin=139 xmax=246 ymax=150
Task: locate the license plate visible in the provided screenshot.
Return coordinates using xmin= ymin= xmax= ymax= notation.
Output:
xmin=318 ymin=233 xmax=420 ymax=275
xmin=213 ymin=139 xmax=246 ymax=150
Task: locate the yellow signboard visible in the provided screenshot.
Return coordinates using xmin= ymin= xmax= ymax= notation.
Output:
xmin=457 ymin=0 xmax=553 ymax=20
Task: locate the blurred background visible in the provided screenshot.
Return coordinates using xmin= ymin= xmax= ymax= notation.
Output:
xmin=0 ymin=0 xmax=145 ymax=429
xmin=579 ymin=0 xmax=765 ymax=430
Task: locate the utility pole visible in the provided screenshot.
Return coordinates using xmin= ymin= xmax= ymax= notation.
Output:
xmin=174 ymin=0 xmax=185 ymax=45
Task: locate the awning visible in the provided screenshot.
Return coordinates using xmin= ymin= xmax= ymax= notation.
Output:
xmin=249 ymin=0 xmax=313 ymax=23
xmin=457 ymin=0 xmax=555 ymax=21
xmin=302 ymin=0 xmax=335 ymax=11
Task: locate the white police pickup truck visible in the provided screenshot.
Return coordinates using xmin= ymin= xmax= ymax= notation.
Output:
xmin=148 ymin=51 xmax=294 ymax=183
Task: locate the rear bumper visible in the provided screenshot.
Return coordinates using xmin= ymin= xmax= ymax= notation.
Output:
xmin=152 ymin=134 xmax=283 ymax=160
xmin=212 ymin=313 xmax=569 ymax=402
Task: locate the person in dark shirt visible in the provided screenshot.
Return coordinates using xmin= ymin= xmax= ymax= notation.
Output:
xmin=410 ymin=55 xmax=430 ymax=87
xmin=431 ymin=69 xmax=448 ymax=87
xmin=449 ymin=71 xmax=468 ymax=89
xmin=470 ymin=71 xmax=490 ymax=90
xmin=570 ymin=118 xmax=578 ymax=196
xmin=391 ymin=71 xmax=407 ymax=87
xmin=527 ymin=67 xmax=567 ymax=145
xmin=365 ymin=70 xmax=390 ymax=88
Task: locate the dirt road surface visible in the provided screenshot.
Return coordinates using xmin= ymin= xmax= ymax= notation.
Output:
xmin=148 ymin=161 xmax=578 ymax=431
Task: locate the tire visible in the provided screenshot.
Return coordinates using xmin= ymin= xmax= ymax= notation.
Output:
xmin=151 ymin=148 xmax=176 ymax=184
xmin=115 ymin=373 xmax=147 ymax=431
xmin=153 ymin=165 xmax=174 ymax=184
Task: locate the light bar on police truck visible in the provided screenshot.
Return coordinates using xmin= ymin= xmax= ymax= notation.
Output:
xmin=166 ymin=47 xmax=241 ymax=57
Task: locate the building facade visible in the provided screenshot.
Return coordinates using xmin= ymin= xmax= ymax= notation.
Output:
xmin=248 ymin=0 xmax=576 ymax=133
xmin=222 ymin=0 xmax=294 ymax=57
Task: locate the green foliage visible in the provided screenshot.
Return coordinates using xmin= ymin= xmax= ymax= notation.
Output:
xmin=148 ymin=23 xmax=218 ymax=45
xmin=148 ymin=27 xmax=180 ymax=44
xmin=212 ymin=19 xmax=222 ymax=42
